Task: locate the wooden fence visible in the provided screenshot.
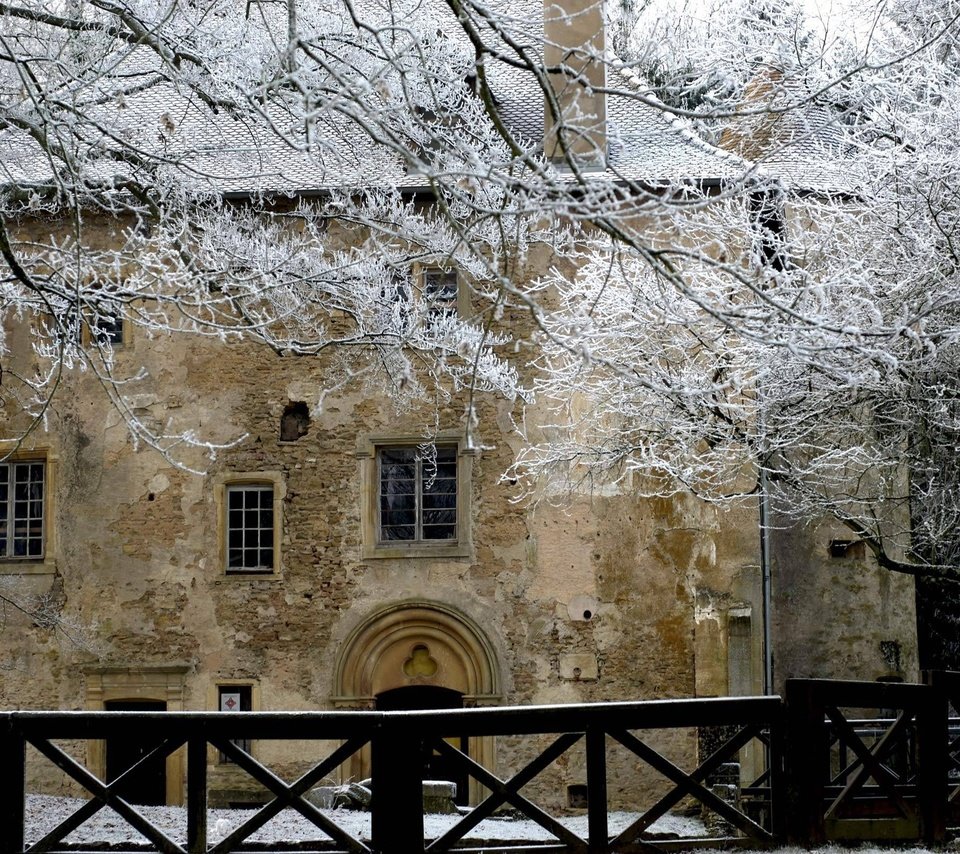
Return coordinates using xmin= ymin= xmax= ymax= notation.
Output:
xmin=2 ymin=675 xmax=958 ymax=853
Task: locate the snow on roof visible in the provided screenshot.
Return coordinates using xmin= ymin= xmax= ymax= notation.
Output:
xmin=718 ymin=66 xmax=865 ymax=194
xmin=1 ymin=2 xmax=854 ymax=198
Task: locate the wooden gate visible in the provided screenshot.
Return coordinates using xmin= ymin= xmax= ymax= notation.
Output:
xmin=783 ymin=678 xmax=948 ymax=844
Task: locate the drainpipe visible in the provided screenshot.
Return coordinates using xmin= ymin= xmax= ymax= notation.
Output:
xmin=759 ymin=465 xmax=774 ymax=695
xmin=750 ymin=186 xmax=784 ymax=698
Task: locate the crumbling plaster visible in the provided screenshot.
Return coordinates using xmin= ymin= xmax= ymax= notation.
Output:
xmin=0 ymin=212 xmax=919 ymax=809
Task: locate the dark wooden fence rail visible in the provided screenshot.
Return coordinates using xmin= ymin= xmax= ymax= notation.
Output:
xmin=2 ymin=676 xmax=959 ymax=854
xmin=1 ymin=697 xmax=782 ymax=854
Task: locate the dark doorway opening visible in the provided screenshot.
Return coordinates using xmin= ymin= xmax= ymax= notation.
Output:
xmin=104 ymin=700 xmax=167 ymax=805
xmin=375 ymin=685 xmax=468 ymax=805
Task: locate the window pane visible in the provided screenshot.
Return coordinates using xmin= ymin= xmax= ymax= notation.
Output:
xmin=376 ymin=446 xmax=458 ymax=545
xmin=424 ymin=270 xmax=458 ymax=322
xmin=381 ymin=491 xmax=415 ymax=510
xmin=5 ymin=461 xmax=44 ymax=560
xmin=422 ymin=493 xmax=456 ymax=510
xmin=380 ymin=448 xmax=416 ymax=465
xmin=94 ymin=315 xmax=124 ymax=345
xmin=422 ymin=524 xmax=456 ymax=540
xmin=423 ymin=478 xmax=456 ymax=497
xmin=225 ymin=484 xmax=275 ymax=572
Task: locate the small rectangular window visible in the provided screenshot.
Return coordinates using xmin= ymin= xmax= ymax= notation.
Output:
xmin=225 ymin=484 xmax=275 ymax=572
xmin=218 ymin=685 xmax=252 ymax=763
xmin=0 ymin=460 xmax=45 ymax=559
xmin=378 ymin=446 xmax=457 ymax=544
xmin=422 ymin=269 xmax=458 ymax=322
xmin=91 ymin=313 xmax=125 ymax=346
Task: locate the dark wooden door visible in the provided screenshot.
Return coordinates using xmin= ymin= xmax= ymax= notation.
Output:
xmin=375 ymin=686 xmax=468 ymax=805
xmin=104 ymin=700 xmax=167 ymax=805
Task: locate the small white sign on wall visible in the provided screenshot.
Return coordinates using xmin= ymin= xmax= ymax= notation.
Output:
xmin=220 ymin=692 xmax=241 ymax=712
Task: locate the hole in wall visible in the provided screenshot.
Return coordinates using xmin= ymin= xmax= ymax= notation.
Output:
xmin=280 ymin=401 xmax=310 ymax=442
xmin=567 ymin=784 xmax=588 ymax=809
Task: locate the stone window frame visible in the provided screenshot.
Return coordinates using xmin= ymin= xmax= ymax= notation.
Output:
xmin=0 ymin=445 xmax=57 ymax=576
xmin=208 ymin=679 xmax=261 ymax=765
xmin=83 ymin=665 xmax=189 ymax=806
xmin=82 ymin=311 xmax=130 ymax=349
xmin=415 ymin=264 xmax=466 ymax=321
xmin=357 ymin=432 xmax=474 ymax=560
xmin=213 ymin=471 xmax=285 ymax=577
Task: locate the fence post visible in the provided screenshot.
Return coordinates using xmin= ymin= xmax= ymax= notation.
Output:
xmin=918 ymin=672 xmax=948 ymax=844
xmin=767 ymin=697 xmax=787 ymax=842
xmin=187 ymin=733 xmax=208 ymax=854
xmin=0 ymin=714 xmax=25 ymax=853
xmin=371 ymin=714 xmax=424 ymax=854
xmin=586 ymin=725 xmax=608 ymax=854
xmin=783 ymin=680 xmax=826 ymax=845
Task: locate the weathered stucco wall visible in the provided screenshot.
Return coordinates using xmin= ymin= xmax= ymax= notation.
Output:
xmin=0 ymin=212 xmax=918 ymax=810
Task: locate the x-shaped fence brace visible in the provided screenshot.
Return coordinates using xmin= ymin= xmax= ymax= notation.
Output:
xmin=207 ymin=736 xmax=370 ymax=854
xmin=608 ymin=723 xmax=774 ymax=850
xmin=946 ymin=696 xmax=960 ymax=810
xmin=822 ymin=706 xmax=917 ymax=821
xmin=23 ymin=732 xmax=372 ymax=854
xmin=426 ymin=732 xmax=587 ymax=853
xmin=420 ymin=722 xmax=773 ymax=854
xmin=26 ymin=733 xmax=186 ymax=853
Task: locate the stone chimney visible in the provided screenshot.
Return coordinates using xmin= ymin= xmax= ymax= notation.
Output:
xmin=543 ymin=0 xmax=607 ymax=167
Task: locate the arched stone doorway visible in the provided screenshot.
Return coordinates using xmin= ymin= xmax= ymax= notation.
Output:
xmin=333 ymin=601 xmax=501 ymax=803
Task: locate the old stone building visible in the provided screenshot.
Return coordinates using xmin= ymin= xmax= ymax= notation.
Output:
xmin=0 ymin=0 xmax=918 ymax=812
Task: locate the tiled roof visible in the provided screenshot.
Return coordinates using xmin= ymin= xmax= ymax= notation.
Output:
xmin=0 ymin=3 xmax=851 ymax=197
xmin=718 ymin=66 xmax=864 ymax=194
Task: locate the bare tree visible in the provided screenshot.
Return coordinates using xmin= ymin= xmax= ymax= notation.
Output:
xmin=2 ymin=0 xmax=960 ymax=596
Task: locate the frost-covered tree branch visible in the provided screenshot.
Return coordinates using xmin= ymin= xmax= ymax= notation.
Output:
xmin=1 ymin=0 xmax=960 ymax=580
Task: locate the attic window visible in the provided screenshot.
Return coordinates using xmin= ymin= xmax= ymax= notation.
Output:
xmin=280 ymin=402 xmax=310 ymax=442
xmin=422 ymin=268 xmax=459 ymax=323
xmin=91 ymin=313 xmax=125 ymax=346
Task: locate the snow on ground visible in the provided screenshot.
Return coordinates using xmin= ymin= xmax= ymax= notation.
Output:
xmin=23 ymin=796 xmax=949 ymax=854
xmin=26 ymin=794 xmax=705 ymax=845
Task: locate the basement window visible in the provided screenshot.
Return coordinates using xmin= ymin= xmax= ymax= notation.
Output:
xmin=218 ymin=684 xmax=253 ymax=763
